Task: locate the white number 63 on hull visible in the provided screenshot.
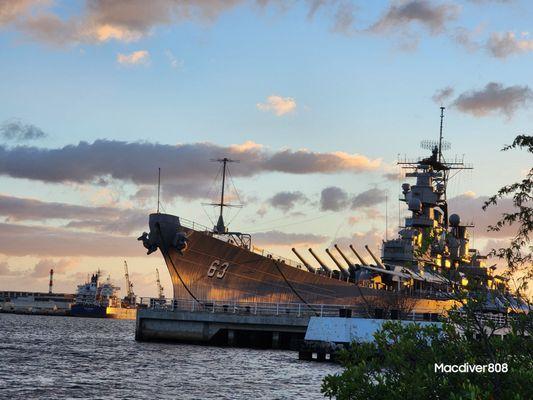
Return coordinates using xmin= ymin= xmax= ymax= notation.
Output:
xmin=207 ymin=260 xmax=230 ymax=279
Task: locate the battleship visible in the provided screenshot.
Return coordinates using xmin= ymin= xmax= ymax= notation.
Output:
xmin=138 ymin=109 xmax=516 ymax=315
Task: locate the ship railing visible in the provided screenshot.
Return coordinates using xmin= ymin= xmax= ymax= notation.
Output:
xmin=250 ymin=247 xmax=304 ymax=269
xmin=140 ymin=297 xmax=371 ymax=318
xmin=448 ymin=311 xmax=517 ymax=326
xmin=138 ymin=297 xmax=449 ymax=321
xmin=178 ymin=217 xmax=211 ymax=232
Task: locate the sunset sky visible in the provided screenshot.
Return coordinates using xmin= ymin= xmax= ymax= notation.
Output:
xmin=0 ymin=0 xmax=531 ymax=297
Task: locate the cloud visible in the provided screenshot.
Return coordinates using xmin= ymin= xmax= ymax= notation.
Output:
xmin=268 ymin=191 xmax=308 ymax=212
xmin=5 ymin=1 xmax=370 ymax=45
xmin=452 ymin=82 xmax=533 ymax=118
xmin=382 ymin=171 xmax=401 ymax=181
xmin=253 ymin=230 xmax=327 ymax=246
xmin=331 ymin=1 xmax=357 ymax=35
xmin=348 ymin=215 xmax=359 ymax=225
xmin=333 ymin=228 xmax=386 ymax=263
xmin=305 ymin=0 xmax=358 ymax=35
xmin=319 ymin=186 xmax=387 ymax=212
xmin=256 ymin=204 xmax=268 ymax=217
xmin=448 ymin=192 xmax=517 ymax=239
xmin=362 ymin=207 xmax=384 ymax=219
xmin=117 ymin=50 xmax=150 ymax=65
xmin=0 ymin=0 xmax=43 ymax=26
xmin=0 ymin=261 xmax=21 ymax=276
xmin=432 ymin=86 xmax=454 ymax=105
xmin=0 ymin=194 xmax=147 ymax=234
xmin=165 ymin=50 xmax=183 ymax=69
xmin=10 ymin=0 xmax=251 ymax=45
xmin=257 ymin=95 xmax=297 ymax=116
xmin=17 ymin=12 xmax=82 ymax=45
xmin=371 ymin=0 xmax=459 ymax=35
xmin=0 ymin=119 xmax=46 ymax=141
xmin=320 ymin=186 xmax=349 ymax=211
xmin=0 ymin=222 xmax=145 ymax=257
xmin=0 ymin=140 xmax=381 ymax=201
xmin=486 ymin=31 xmax=533 ymax=59
xmin=30 ymin=258 xmax=79 ymax=277
xmin=451 ymin=26 xmax=482 ymax=52
xmin=351 ymin=188 xmax=387 ymax=209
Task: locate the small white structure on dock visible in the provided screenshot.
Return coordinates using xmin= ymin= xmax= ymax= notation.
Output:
xmin=305 ymin=317 xmax=440 ymax=344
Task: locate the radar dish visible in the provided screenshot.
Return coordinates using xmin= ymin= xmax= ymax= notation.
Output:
xmin=420 ymin=140 xmax=451 ymax=151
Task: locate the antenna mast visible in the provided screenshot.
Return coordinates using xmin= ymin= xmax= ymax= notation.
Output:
xmin=157 ymin=167 xmax=161 ymax=213
xmin=438 ymin=107 xmax=445 ymax=163
xmin=385 ymin=194 xmax=388 ymax=240
xmin=219 ymin=158 xmax=228 ymax=222
xmin=207 ymin=157 xmax=241 ymax=234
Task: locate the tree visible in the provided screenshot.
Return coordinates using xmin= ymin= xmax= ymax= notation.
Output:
xmin=482 ymin=135 xmax=533 ymax=298
xmin=321 ymin=318 xmax=532 ymax=400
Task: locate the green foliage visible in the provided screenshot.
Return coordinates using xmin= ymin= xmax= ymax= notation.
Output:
xmin=321 ymin=318 xmax=533 ymax=400
xmin=482 ymin=135 xmax=533 ymax=294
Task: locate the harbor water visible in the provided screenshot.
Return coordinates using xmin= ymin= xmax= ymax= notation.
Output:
xmin=0 ymin=314 xmax=340 ymax=399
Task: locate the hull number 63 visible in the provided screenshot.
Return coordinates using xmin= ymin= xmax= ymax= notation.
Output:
xmin=207 ymin=260 xmax=230 ymax=279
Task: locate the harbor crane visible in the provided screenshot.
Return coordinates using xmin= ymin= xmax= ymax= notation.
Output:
xmin=123 ymin=260 xmax=136 ymax=306
xmin=156 ymin=268 xmax=165 ymax=300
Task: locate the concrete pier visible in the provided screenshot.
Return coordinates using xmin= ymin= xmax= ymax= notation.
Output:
xmin=134 ymin=297 xmax=451 ymax=351
xmin=135 ymin=307 xmax=309 ymax=350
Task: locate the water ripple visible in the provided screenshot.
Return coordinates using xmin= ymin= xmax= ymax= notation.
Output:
xmin=0 ymin=314 xmax=340 ymax=399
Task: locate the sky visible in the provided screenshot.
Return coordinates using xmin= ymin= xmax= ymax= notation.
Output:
xmin=0 ymin=0 xmax=531 ymax=298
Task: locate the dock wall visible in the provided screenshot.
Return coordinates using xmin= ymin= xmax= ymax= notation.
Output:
xmin=135 ymin=308 xmax=309 ymax=349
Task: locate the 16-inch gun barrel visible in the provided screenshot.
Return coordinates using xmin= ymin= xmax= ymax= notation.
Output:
xmin=308 ymin=248 xmax=332 ymax=274
xmin=291 ymin=248 xmax=317 ymax=273
xmin=334 ymin=244 xmax=359 ymax=275
xmin=349 ymin=245 xmax=368 ymax=266
xmin=325 ymin=248 xmax=350 ymax=278
xmin=365 ymin=245 xmax=385 ymax=269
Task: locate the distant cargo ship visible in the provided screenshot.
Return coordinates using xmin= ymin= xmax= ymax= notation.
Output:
xmin=71 ymin=271 xmax=122 ymax=318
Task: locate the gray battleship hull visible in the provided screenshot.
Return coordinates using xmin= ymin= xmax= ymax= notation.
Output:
xmin=141 ymin=214 xmax=453 ymax=314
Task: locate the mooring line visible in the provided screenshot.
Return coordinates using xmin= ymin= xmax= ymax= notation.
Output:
xmin=155 ymin=222 xmax=201 ymax=304
xmin=272 ymin=260 xmax=320 ymax=317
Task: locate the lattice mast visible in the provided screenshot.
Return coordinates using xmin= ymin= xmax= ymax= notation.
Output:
xmin=207 ymin=157 xmax=242 ymax=234
xmin=155 ymin=268 xmax=164 ymax=300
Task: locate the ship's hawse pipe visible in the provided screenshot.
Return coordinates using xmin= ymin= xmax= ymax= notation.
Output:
xmin=291 ymin=248 xmax=316 ymax=273
xmin=308 ymin=248 xmax=332 ymax=274
xmin=325 ymin=248 xmax=350 ymax=277
xmin=365 ymin=245 xmax=385 ymax=269
xmin=334 ymin=245 xmax=359 ymax=274
xmin=349 ymin=245 xmax=368 ymax=266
